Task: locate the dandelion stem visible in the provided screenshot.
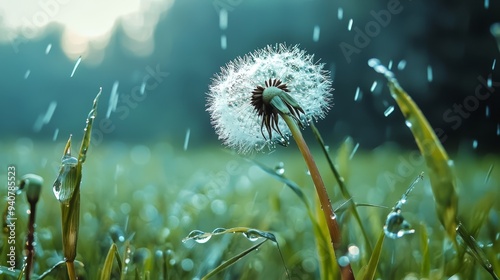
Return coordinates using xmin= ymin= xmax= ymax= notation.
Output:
xmin=281 ymin=113 xmax=354 ymax=280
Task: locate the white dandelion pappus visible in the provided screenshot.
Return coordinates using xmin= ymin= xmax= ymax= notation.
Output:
xmin=207 ymin=44 xmax=333 ymax=154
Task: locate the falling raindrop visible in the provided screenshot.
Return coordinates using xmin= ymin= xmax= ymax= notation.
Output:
xmin=492 ymin=59 xmax=497 ymax=70
xmin=184 ymin=128 xmax=191 ymax=151
xmin=485 ymin=0 xmax=489 ymax=9
xmin=140 ymin=80 xmax=146 ymax=95
xmin=337 ymin=7 xmax=343 ymax=20
xmin=220 ymin=35 xmax=227 ymax=50
xmin=384 ymin=106 xmax=395 ymax=117
xmin=24 ymin=69 xmax=31 ymax=79
xmin=106 ymin=81 xmax=119 ymax=118
xmin=370 ymin=81 xmax=378 ymax=92
xmin=348 ymin=19 xmax=353 ymax=31
xmin=427 ymin=65 xmax=433 ymax=82
xmin=274 ymin=162 xmax=285 ymax=175
xmin=53 ymin=128 xmax=59 ymax=141
xmin=472 ymin=139 xmax=478 ymax=149
xmin=45 ymin=43 xmax=52 ymax=55
xmin=43 ymin=101 xmax=57 ymax=124
xmin=219 ymin=9 xmax=228 ymax=30
xmin=349 ymin=143 xmax=360 ymax=160
xmin=70 ymin=56 xmax=82 ymax=77
xmin=485 ymin=164 xmax=493 ymax=184
xmin=388 ymin=60 xmax=393 ymax=70
xmin=397 ymin=60 xmax=407 ymax=70
xmin=312 ymin=25 xmax=320 ymax=42
xmin=486 ymin=106 xmax=490 ymax=118
xmin=497 ymin=123 xmax=500 ymax=136
xmin=354 ymin=87 xmax=362 ymax=101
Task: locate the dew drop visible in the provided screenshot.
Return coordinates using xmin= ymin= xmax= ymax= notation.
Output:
xmin=184 ymin=230 xmax=211 ymax=244
xmin=383 ymin=212 xmax=415 ymax=239
xmin=274 ymin=162 xmax=285 ymax=175
xmin=70 ymin=56 xmax=82 ymax=77
xmin=397 ymin=60 xmax=407 ymax=70
xmin=243 ymin=231 xmax=260 ymax=242
xmin=405 ymin=120 xmax=412 ymax=128
xmin=384 ymin=106 xmax=395 ymax=117
xmin=312 ymin=25 xmax=320 ymax=42
xmin=212 ymin=227 xmax=226 ymax=234
xmin=52 ymin=156 xmax=78 ymax=203
xmin=348 ymin=19 xmax=353 ymax=31
xmin=337 ymin=7 xmax=343 ymax=20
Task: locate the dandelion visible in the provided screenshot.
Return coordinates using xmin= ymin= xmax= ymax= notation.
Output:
xmin=207 ymin=43 xmax=332 ymax=154
xmin=207 ymin=44 xmax=353 ymax=279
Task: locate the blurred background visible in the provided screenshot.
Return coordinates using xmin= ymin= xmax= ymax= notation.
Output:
xmin=1 ymin=0 xmax=499 ymax=154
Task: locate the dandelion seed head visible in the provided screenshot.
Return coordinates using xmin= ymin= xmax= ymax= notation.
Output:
xmin=207 ymin=44 xmax=332 ymax=154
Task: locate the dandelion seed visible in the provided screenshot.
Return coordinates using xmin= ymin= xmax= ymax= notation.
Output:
xmin=384 ymin=106 xmax=395 ymax=117
xmin=397 ymin=59 xmax=407 ymax=70
xmin=219 ymin=9 xmax=228 ymax=30
xmin=45 ymin=43 xmax=52 ymax=55
xmin=348 ymin=19 xmax=353 ymax=31
xmin=207 ymin=44 xmax=332 ymax=153
xmin=24 ymin=69 xmax=31 ymax=79
xmin=70 ymin=56 xmax=82 ymax=77
xmin=184 ymin=128 xmax=191 ymax=151
xmin=337 ymin=7 xmax=343 ymax=20
xmin=313 ymin=25 xmax=320 ymax=42
xmin=106 ymin=81 xmax=119 ymax=118
xmin=354 ymin=87 xmax=362 ymax=101
xmin=370 ymin=81 xmax=378 ymax=92
xmin=220 ymin=34 xmax=227 ymax=50
xmin=492 ymin=59 xmax=497 ymax=70
xmin=427 ymin=65 xmax=433 ymax=82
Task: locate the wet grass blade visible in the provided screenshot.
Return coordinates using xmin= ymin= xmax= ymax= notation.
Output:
xmin=248 ymin=159 xmax=337 ymax=279
xmin=381 ymin=73 xmax=458 ymax=240
xmin=357 ymin=231 xmax=385 ymax=280
xmin=201 ymin=239 xmax=267 ymax=280
xmin=311 ymin=123 xmax=373 ymax=255
xmin=419 ymin=223 xmax=430 ymax=278
xmin=100 ymin=243 xmax=119 ymax=280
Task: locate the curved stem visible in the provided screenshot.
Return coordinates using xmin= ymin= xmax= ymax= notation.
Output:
xmin=281 ymin=113 xmax=354 ymax=280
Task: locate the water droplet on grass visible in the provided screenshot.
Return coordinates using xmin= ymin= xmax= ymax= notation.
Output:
xmin=274 ymin=162 xmax=285 ymax=175
xmin=53 ymin=156 xmax=78 ymax=203
xmin=184 ymin=230 xmax=211 ymax=243
xmin=384 ymin=106 xmax=395 ymax=117
xmin=243 ymin=231 xmax=260 ymax=242
xmin=212 ymin=228 xmax=226 ymax=234
xmin=384 ymin=211 xmax=415 ymax=239
xmin=405 ymin=120 xmax=412 ymax=128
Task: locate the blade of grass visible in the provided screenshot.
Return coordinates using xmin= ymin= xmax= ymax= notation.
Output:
xmin=100 ymin=243 xmax=119 ymax=280
xmin=201 ymin=239 xmax=267 ymax=280
xmin=311 ymin=123 xmax=373 ymax=256
xmin=357 ymin=230 xmax=385 ymax=280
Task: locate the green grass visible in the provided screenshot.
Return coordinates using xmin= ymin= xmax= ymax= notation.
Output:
xmin=0 ymin=140 xmax=498 ymax=279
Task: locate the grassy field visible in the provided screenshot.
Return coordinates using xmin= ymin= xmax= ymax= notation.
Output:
xmin=0 ymin=137 xmax=498 ymax=279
